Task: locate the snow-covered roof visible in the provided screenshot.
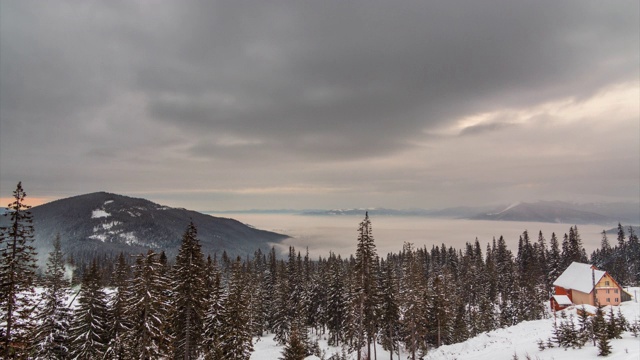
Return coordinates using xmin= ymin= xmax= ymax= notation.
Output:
xmin=552 ymin=295 xmax=572 ymax=306
xmin=576 ymin=304 xmax=598 ymax=315
xmin=553 ymin=262 xmax=605 ymax=294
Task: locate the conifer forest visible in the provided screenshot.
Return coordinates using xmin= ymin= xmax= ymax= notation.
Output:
xmin=1 ymin=184 xmax=639 ymax=360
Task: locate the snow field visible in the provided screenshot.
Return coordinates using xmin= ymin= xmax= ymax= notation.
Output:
xmin=252 ymin=290 xmax=639 ymax=360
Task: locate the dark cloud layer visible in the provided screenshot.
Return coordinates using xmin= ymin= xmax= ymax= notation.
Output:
xmin=1 ymin=0 xmax=638 ymax=209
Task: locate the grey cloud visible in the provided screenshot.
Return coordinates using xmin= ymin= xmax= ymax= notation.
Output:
xmin=1 ymin=0 xmax=638 ymax=208
xmin=459 ymin=122 xmax=517 ymax=136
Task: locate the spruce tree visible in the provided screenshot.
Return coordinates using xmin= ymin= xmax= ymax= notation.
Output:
xmin=279 ymin=327 xmax=307 ymax=360
xmin=352 ymin=212 xmax=378 ymax=360
xmin=32 ymin=234 xmax=71 ymax=360
xmin=592 ymin=306 xmax=607 ymax=346
xmin=220 ymin=257 xmax=253 ymax=360
xmin=68 ymin=260 xmax=109 ymax=359
xmin=378 ymin=259 xmax=399 ymax=359
xmin=203 ymin=268 xmax=225 ymax=360
xmin=326 ymin=253 xmax=346 ymax=346
xmin=104 ymin=252 xmax=131 ymax=360
xmin=0 ymin=182 xmax=38 ymax=358
xmin=597 ymin=330 xmax=612 ymax=356
xmin=171 ymin=221 xmax=207 ymax=360
xmin=399 ymin=242 xmax=427 ymax=360
xmin=125 ymin=251 xmax=170 ymax=359
xmin=547 ymin=233 xmax=562 ymax=282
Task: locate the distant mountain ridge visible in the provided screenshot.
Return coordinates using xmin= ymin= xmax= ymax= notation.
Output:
xmin=1 ymin=192 xmax=288 ymax=261
xmin=297 ymin=201 xmax=639 ymax=226
xmin=470 ymin=201 xmax=638 ymax=225
xmin=300 ymin=206 xmax=501 ymax=218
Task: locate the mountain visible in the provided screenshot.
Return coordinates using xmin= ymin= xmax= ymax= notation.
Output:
xmin=301 ymin=206 xmax=501 ymax=217
xmin=2 ymin=192 xmax=288 ymax=261
xmin=470 ymin=201 xmax=618 ymax=225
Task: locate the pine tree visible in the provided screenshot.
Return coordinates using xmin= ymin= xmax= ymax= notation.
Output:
xmin=399 ymin=242 xmax=427 ymax=360
xmin=596 ymin=330 xmax=612 ymax=356
xmin=279 ymin=327 xmax=307 ymax=360
xmin=203 ymin=268 xmax=225 ymax=360
xmin=627 ymin=226 xmax=639 ymax=285
xmin=68 ymin=260 xmax=109 ymax=359
xmin=0 ymin=182 xmax=38 ymax=358
xmin=378 ymin=259 xmax=399 ymax=359
xmin=606 ymin=306 xmax=624 ymax=340
xmin=125 ymin=251 xmax=170 ymax=359
xmin=32 ymin=234 xmax=71 ymax=359
xmin=171 ymin=221 xmax=207 ymax=360
xmin=591 ymin=306 xmax=607 ymax=346
xmin=547 ymin=233 xmax=562 ymax=281
xmin=220 ymin=257 xmax=253 ymax=360
xmin=352 ymin=212 xmax=379 ymax=360
xmin=326 ymin=253 xmax=346 ymax=346
xmin=104 ymin=252 xmax=131 ymax=360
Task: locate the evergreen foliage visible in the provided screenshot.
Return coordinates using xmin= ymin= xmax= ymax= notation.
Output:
xmin=68 ymin=261 xmax=109 ymax=359
xmin=125 ymin=250 xmax=170 ymax=359
xmin=220 ymin=258 xmax=253 ymax=360
xmin=9 ymin=206 xmax=638 ymax=359
xmin=279 ymin=327 xmax=307 ymax=360
xmin=104 ymin=252 xmax=131 ymax=360
xmin=32 ymin=234 xmax=71 ymax=360
xmin=0 ymin=182 xmax=38 ymax=358
xmin=171 ymin=221 xmax=208 ymax=360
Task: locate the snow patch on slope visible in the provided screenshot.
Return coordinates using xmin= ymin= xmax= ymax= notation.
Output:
xmin=92 ymin=209 xmax=110 ymax=218
xmin=88 ymin=234 xmax=108 ymax=242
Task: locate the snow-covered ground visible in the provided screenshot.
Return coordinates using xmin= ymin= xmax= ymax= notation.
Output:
xmin=252 ymin=289 xmax=640 ymax=360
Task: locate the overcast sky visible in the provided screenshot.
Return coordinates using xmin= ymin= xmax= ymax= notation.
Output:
xmin=1 ymin=0 xmax=638 ymax=211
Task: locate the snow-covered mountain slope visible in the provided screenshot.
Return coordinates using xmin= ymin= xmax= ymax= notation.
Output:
xmin=4 ymin=191 xmax=288 ymax=261
xmin=251 ymin=290 xmax=640 ymax=360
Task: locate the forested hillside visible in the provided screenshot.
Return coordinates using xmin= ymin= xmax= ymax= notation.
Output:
xmin=2 ymin=186 xmax=639 ymax=359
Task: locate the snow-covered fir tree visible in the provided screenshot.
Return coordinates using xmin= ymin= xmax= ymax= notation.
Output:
xmin=171 ymin=221 xmax=208 ymax=360
xmin=220 ymin=257 xmax=253 ymax=360
xmin=203 ymin=264 xmax=225 ymax=360
xmin=124 ymin=250 xmax=170 ymax=359
xmin=104 ymin=252 xmax=131 ymax=360
xmin=0 ymin=182 xmax=38 ymax=358
xmin=352 ymin=212 xmax=379 ymax=360
xmin=32 ymin=234 xmax=71 ymax=360
xmin=68 ymin=260 xmax=109 ymax=359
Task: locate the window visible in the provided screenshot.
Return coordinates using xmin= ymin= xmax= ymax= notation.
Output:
xmin=615 ymin=298 xmax=619 ymax=302
xmin=605 ymin=281 xmax=610 ymax=286
xmin=615 ymin=289 xmax=618 ymax=293
xmin=606 ymin=289 xmax=610 ymax=294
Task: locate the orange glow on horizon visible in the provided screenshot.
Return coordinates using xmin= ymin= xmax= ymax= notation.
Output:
xmin=0 ymin=196 xmax=52 ymax=208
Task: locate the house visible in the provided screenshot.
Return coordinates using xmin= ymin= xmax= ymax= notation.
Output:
xmin=550 ymin=261 xmax=632 ymax=311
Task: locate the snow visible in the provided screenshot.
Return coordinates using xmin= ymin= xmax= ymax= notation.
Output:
xmin=425 ymin=299 xmax=640 ymax=360
xmin=576 ymin=303 xmax=599 ymax=315
xmin=553 ymin=294 xmax=572 ymax=306
xmin=251 ymin=291 xmax=640 ymax=360
xmin=499 ymin=201 xmax=521 ymax=214
xmin=91 ymin=209 xmax=110 ymax=218
xmin=120 ymin=232 xmax=139 ymax=246
xmin=93 ymin=221 xmax=121 ymax=231
xmin=88 ymin=234 xmax=108 ymax=242
xmin=104 ymin=200 xmax=114 ymax=205
xmin=553 ymin=262 xmax=606 ymax=294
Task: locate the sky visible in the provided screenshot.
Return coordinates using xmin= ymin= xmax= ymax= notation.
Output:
xmin=1 ymin=0 xmax=639 ymax=211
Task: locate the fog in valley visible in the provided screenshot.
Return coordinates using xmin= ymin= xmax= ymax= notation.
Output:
xmin=222 ymin=214 xmax=609 ymax=258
